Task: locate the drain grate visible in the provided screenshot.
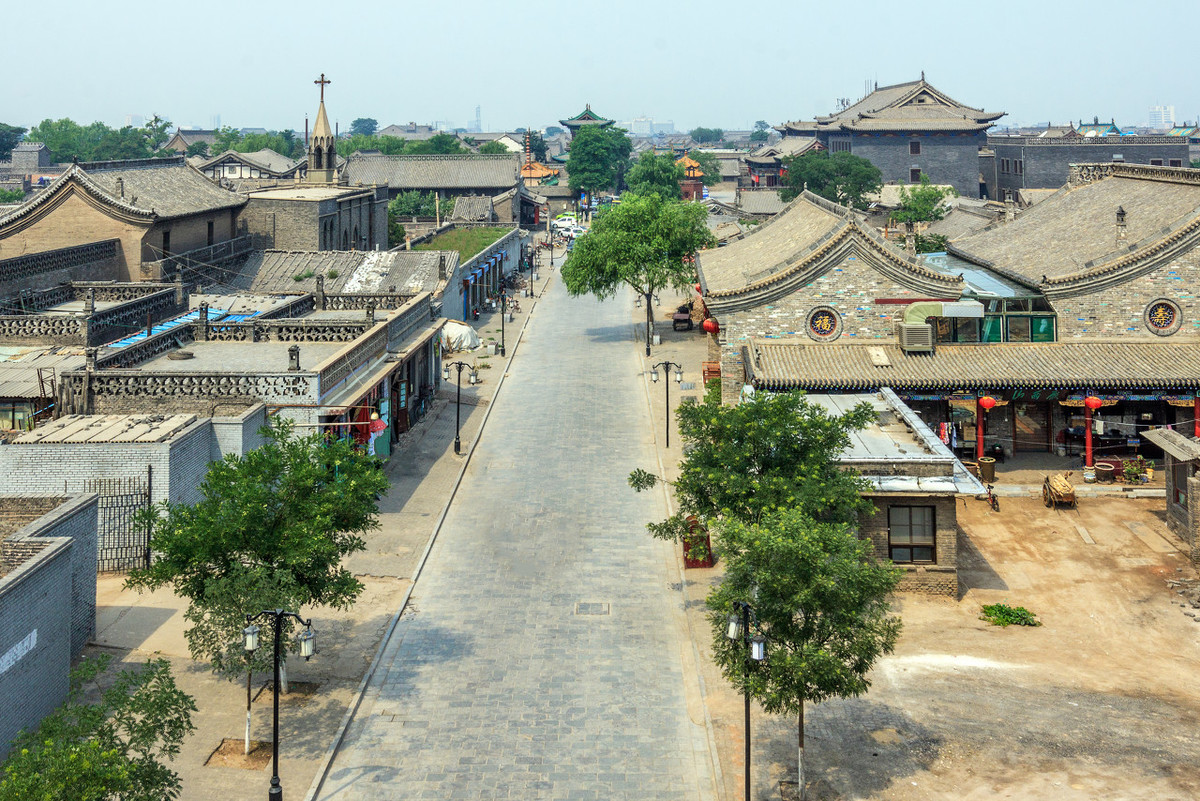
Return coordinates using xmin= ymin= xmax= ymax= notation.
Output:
xmin=575 ymin=602 xmax=610 ymax=616
xmin=679 ymin=382 xmax=697 ymax=391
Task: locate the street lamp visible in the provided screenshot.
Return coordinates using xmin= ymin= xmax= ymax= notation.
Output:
xmin=499 ymin=291 xmax=507 ymax=357
xmin=442 ymin=361 xmax=477 ymax=454
xmin=651 ymin=361 xmax=683 ymax=447
xmin=244 ymin=610 xmax=315 ymax=801
xmin=726 ymin=601 xmax=767 ymax=801
xmin=635 ymin=291 xmax=655 ymax=357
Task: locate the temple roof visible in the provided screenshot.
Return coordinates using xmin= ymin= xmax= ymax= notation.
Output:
xmin=343 ymin=153 xmax=521 ymax=190
xmin=950 ymin=164 xmax=1200 ymax=285
xmin=560 ymin=104 xmax=614 ymax=130
xmin=779 ymin=77 xmax=1003 ymax=135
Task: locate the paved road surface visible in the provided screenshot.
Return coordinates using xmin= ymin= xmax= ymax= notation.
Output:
xmin=316 ymin=275 xmax=717 ymax=800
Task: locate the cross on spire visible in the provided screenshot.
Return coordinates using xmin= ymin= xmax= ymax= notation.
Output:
xmin=314 ymin=73 xmax=331 ymax=102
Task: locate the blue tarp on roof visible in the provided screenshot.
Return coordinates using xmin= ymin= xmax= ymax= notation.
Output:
xmin=106 ymin=308 xmax=261 ymax=349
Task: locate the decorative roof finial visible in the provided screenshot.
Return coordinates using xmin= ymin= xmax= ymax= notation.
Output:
xmin=920 ymin=70 xmax=925 ymax=81
xmin=314 ymin=73 xmax=331 ymax=103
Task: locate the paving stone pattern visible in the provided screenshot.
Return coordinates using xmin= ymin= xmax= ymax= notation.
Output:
xmin=317 ymin=277 xmax=716 ymax=800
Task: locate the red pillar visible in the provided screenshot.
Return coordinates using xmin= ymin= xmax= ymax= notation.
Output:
xmin=976 ymin=398 xmax=985 ymax=460
xmin=1194 ymin=396 xmax=1199 ymax=439
xmin=1084 ymin=404 xmax=1094 ymax=468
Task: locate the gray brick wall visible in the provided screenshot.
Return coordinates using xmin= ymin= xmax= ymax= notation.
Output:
xmin=861 ymin=495 xmax=958 ymax=596
xmin=845 ymin=133 xmax=986 ymax=198
xmin=992 ymin=138 xmax=1191 ymax=195
xmin=210 ymin=404 xmax=267 ymax=460
xmin=0 ymin=493 xmax=99 ymax=758
xmin=1051 ymin=253 xmax=1200 ymax=338
xmin=166 ymin=421 xmax=215 ymax=506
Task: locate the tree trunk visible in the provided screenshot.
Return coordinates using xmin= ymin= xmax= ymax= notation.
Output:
xmin=244 ymin=668 xmax=252 ymax=755
xmin=798 ymin=699 xmax=806 ymax=801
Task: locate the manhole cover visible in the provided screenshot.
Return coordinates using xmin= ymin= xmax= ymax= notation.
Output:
xmin=679 ymin=382 xmax=697 ymax=390
xmin=575 ymin=602 xmax=610 ymax=616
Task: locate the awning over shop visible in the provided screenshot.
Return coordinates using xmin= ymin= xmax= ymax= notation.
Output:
xmin=1140 ymin=427 xmax=1200 ymax=462
xmin=747 ymin=340 xmax=1200 ymax=392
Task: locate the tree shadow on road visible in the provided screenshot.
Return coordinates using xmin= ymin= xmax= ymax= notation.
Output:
xmin=758 ymin=698 xmax=942 ymax=800
xmin=583 ymin=324 xmax=636 ymax=344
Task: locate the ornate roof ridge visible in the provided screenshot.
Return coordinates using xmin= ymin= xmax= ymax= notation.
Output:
xmin=0 ymin=164 xmax=154 ymax=230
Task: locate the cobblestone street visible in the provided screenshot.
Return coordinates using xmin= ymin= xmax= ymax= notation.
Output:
xmin=314 ymin=269 xmax=718 ymax=800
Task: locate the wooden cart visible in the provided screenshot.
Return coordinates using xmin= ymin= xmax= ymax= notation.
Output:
xmin=1043 ymin=472 xmax=1077 ymax=508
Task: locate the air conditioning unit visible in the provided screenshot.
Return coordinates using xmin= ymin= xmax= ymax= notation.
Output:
xmin=898 ymin=323 xmax=934 ymax=353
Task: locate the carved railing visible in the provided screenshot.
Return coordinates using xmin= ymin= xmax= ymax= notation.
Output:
xmin=1069 ymin=162 xmax=1200 ymax=187
xmin=87 ymin=289 xmax=184 ymax=347
xmin=96 ymin=324 xmax=196 ymax=369
xmin=256 ymin=294 xmax=317 ymax=319
xmin=0 ymin=284 xmax=75 ymax=315
xmin=387 ymin=293 xmax=435 ymax=349
xmin=0 ymin=240 xmax=119 ymax=284
xmin=323 ymin=293 xmax=413 ymax=311
xmin=74 ymin=282 xmax=176 ymax=302
xmin=203 ymin=320 xmax=371 ymax=343
xmin=315 ymin=324 xmax=389 ymax=395
xmin=56 ymin=371 xmax=315 ymax=416
xmin=0 ymin=314 xmax=85 ymax=344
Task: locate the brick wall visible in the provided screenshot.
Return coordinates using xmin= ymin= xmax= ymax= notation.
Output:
xmin=210 ymin=404 xmax=267 ymax=460
xmin=861 ymin=495 xmax=958 ymax=596
xmin=0 ymin=191 xmax=146 ymax=279
xmin=1051 ymin=253 xmax=1200 ymax=338
xmin=166 ymin=421 xmax=216 ymax=506
xmin=992 ymin=139 xmax=1191 ymax=195
xmin=848 ymin=133 xmax=986 ymax=198
xmin=241 ymin=198 xmax=319 ymax=251
xmin=0 ymin=493 xmax=99 ymax=758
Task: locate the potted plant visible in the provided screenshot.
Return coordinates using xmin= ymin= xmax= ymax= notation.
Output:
xmin=1122 ymin=459 xmax=1143 ymax=484
xmin=1144 ymin=460 xmax=1155 ymax=482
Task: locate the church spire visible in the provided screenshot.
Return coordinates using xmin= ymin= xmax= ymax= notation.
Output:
xmin=306 ymin=73 xmax=338 ymax=184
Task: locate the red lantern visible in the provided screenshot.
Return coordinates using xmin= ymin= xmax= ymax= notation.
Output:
xmin=1084 ymin=396 xmax=1103 ymax=410
xmin=694 ymin=283 xmax=702 ymax=294
xmin=978 ymin=396 xmax=996 ymax=411
xmin=702 ymin=318 xmax=720 ymax=334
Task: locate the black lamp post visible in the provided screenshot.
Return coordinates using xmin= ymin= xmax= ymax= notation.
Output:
xmin=243 ymin=610 xmax=315 ymax=801
xmin=442 ymin=360 xmax=477 ymax=454
xmin=499 ymin=291 xmax=507 ymax=357
xmin=651 ymin=361 xmax=683 ymax=447
xmin=635 ymin=291 xmax=657 ymax=357
xmin=726 ymin=601 xmax=767 ymax=801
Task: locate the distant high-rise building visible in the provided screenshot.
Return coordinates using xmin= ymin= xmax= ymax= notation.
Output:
xmin=1149 ymin=105 xmax=1175 ymax=129
xmin=125 ymin=114 xmax=144 ymax=128
xmin=211 ymin=114 xmax=222 ymax=130
xmin=651 ymin=121 xmax=675 ymax=135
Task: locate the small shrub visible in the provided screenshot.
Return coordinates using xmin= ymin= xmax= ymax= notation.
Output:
xmin=327 ymin=269 xmax=339 ymax=279
xmin=980 ymin=603 xmax=1041 ymax=627
xmin=475 ymin=361 xmax=492 ymax=369
xmin=293 ymin=269 xmax=316 ymax=282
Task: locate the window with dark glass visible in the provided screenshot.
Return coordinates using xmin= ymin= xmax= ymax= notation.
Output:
xmin=982 ymin=316 xmax=1004 ymax=342
xmin=910 ymin=168 xmax=921 ymax=183
xmin=1030 ymin=316 xmax=1055 ymax=342
xmin=1007 ymin=316 xmax=1031 ymax=342
xmin=888 ymin=506 xmax=935 ymax=564
xmin=1174 ymin=462 xmax=1189 ymax=507
xmin=1170 ymin=159 xmax=1183 ymax=167
xmin=1150 ymin=159 xmax=1164 ymax=166
xmin=910 ymin=141 xmax=921 ymax=155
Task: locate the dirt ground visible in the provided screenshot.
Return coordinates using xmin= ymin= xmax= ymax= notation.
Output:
xmin=684 ymin=495 xmax=1200 ymax=800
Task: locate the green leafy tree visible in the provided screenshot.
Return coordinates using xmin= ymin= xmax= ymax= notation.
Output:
xmin=754 ymin=120 xmax=771 ymax=132
xmin=126 ymin=419 xmax=388 ymax=679
xmin=686 ymin=149 xmax=723 ymax=187
xmin=779 ymin=151 xmax=882 ymax=210
xmin=27 ymin=118 xmax=104 ymax=162
xmin=95 ymin=126 xmax=153 ymax=160
xmin=914 ymin=232 xmax=949 ymax=254
xmin=525 ymin=130 xmax=548 ymax=162
xmin=1192 ymin=159 xmax=1200 ymax=169
xmin=751 ymin=120 xmax=771 ymax=143
xmin=141 ymin=115 xmax=172 ymax=151
xmin=891 ymin=174 xmax=956 ymax=225
xmin=562 ymin=193 xmax=714 ymax=353
xmin=184 ymin=141 xmax=210 ymax=158
xmin=388 ymin=213 xmax=406 ymax=247
xmin=349 ymin=117 xmax=378 ymax=137
xmin=630 ymin=384 xmax=875 ymax=536
xmin=389 ymin=190 xmax=440 ymax=219
xmin=407 ymin=132 xmax=467 ymax=155
xmin=0 ymin=189 xmax=24 ymax=203
xmin=566 ymin=125 xmax=632 ymax=209
xmin=209 ymin=126 xmax=243 ymax=154
xmin=708 ymin=508 xmax=902 ymax=798
xmin=689 ymin=127 xmax=724 ymax=144
xmin=478 ymin=140 xmax=510 ymax=155
xmin=625 ymin=151 xmax=683 ymax=199
xmin=0 ymin=123 xmax=27 ymax=153
xmin=750 ymin=129 xmax=768 ymax=143
xmin=544 ymin=125 xmax=564 ymax=137
xmin=0 ymin=655 xmax=196 ymax=801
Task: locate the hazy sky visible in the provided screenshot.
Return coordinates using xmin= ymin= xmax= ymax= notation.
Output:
xmin=6 ymin=0 xmax=1197 ymax=134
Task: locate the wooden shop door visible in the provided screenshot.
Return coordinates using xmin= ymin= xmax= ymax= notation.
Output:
xmin=1013 ymin=403 xmax=1049 ymax=452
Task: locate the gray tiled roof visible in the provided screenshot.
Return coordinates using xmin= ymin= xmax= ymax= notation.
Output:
xmin=451 ymin=195 xmax=494 ymax=221
xmin=925 ymin=206 xmax=997 ymax=240
xmin=781 ymin=78 xmax=1003 ymax=134
xmin=86 ymin=162 xmax=246 ymax=219
xmin=738 ymin=190 xmax=785 ymax=216
xmin=343 ymin=154 xmax=520 ymax=191
xmin=200 ymin=149 xmax=301 ymax=175
xmin=749 ymin=340 xmax=1200 ymax=391
xmin=951 ymin=173 xmax=1200 ymax=281
xmin=232 ymin=250 xmax=453 ymax=295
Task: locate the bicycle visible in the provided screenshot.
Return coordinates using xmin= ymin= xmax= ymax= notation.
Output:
xmin=985 ymin=483 xmax=1000 ymax=512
